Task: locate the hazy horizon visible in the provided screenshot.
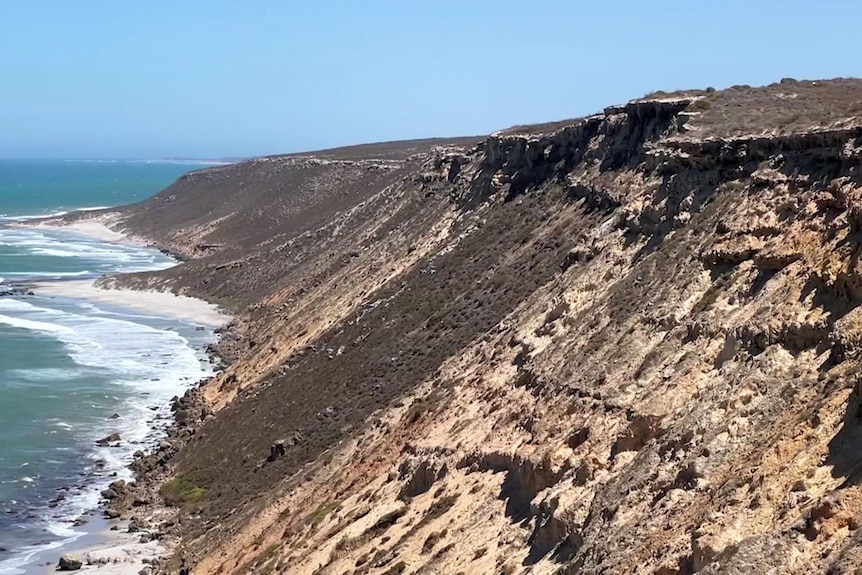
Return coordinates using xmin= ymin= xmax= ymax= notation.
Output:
xmin=4 ymin=1 xmax=861 ymax=159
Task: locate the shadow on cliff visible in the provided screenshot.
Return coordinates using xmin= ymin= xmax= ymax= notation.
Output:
xmin=826 ymin=380 xmax=862 ymax=487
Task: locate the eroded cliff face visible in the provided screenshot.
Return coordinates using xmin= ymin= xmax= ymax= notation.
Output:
xmin=114 ymin=79 xmax=862 ymax=574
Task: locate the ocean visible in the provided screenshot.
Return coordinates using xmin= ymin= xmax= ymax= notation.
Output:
xmin=0 ymin=160 xmax=219 ymax=574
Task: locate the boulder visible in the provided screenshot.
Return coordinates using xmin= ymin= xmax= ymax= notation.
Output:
xmin=267 ymin=440 xmax=286 ymax=462
xmin=58 ymin=555 xmax=83 ymax=571
xmin=96 ymin=433 xmax=121 ymax=446
xmin=128 ymin=517 xmax=150 ymax=533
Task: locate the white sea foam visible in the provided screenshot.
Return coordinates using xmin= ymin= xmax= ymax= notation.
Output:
xmin=2 ymin=271 xmax=92 ymax=279
xmin=0 ymin=206 xmax=111 ymax=222
xmin=7 ymin=368 xmax=84 ymax=382
xmin=0 ymin=221 xmax=218 ymax=575
xmin=0 ymin=210 xmax=69 ymax=221
xmin=0 ymin=304 xmax=214 ymax=574
xmin=0 ymin=227 xmax=174 ymax=273
xmin=0 ymin=299 xmax=205 ymax=395
xmin=0 ymin=536 xmax=77 ymax=575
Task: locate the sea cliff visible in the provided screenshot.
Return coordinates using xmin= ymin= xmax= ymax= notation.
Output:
xmin=79 ymin=78 xmax=862 ymax=574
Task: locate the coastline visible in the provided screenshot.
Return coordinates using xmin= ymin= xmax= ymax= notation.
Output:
xmin=18 ymin=517 xmax=167 ymax=575
xmin=1 ymin=215 xmax=227 ymax=575
xmin=12 ymin=213 xmax=148 ymax=247
xmin=14 ymin=212 xmax=229 ymax=328
xmin=32 ymin=280 xmax=229 ymax=328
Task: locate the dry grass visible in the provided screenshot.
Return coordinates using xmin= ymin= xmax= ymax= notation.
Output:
xmin=498 ymin=78 xmax=862 ymax=139
xmin=680 ymin=77 xmax=862 ymax=138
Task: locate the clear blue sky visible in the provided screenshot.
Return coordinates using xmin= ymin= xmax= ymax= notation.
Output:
xmin=2 ymin=1 xmax=859 ymax=159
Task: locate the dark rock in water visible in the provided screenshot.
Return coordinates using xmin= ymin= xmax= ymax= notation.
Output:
xmin=0 ymin=285 xmax=36 ymax=298
xmin=58 ymin=555 xmax=83 ymax=571
xmin=108 ymin=413 xmax=121 ymax=420
xmin=96 ymin=433 xmax=121 ymax=446
xmin=110 ymin=525 xmax=119 ymax=531
xmin=72 ymin=518 xmax=88 ymax=527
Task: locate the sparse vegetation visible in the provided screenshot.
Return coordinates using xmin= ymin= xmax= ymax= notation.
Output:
xmin=688 ymin=99 xmax=712 ymax=112
xmin=233 ymin=542 xmax=282 ymax=575
xmin=417 ymin=494 xmax=459 ymax=528
xmin=369 ymin=506 xmax=408 ymax=536
xmin=160 ymin=477 xmax=206 ymax=506
xmin=355 ymin=552 xmax=370 ymax=567
xmin=305 ymin=501 xmax=340 ymax=526
xmin=422 ymin=529 xmax=448 ymax=553
xmin=680 ymin=78 xmax=862 ymax=137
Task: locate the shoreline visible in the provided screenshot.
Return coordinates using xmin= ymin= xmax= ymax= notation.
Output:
xmin=8 ymin=212 xmax=149 ymax=248
xmin=1 ymin=214 xmax=227 ymax=575
xmin=12 ymin=210 xmax=230 ymax=328
xmin=32 ymin=280 xmax=230 ymax=328
xmin=16 ymin=517 xmax=167 ymax=575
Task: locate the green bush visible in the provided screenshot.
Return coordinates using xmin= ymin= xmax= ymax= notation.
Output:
xmin=160 ymin=477 xmax=206 ymax=506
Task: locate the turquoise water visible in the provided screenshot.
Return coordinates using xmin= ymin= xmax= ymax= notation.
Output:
xmin=0 ymin=160 xmax=219 ymax=573
xmin=0 ymin=159 xmax=206 ymax=219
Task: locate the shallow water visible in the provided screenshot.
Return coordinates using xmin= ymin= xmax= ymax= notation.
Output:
xmin=0 ymin=160 xmax=218 ymax=574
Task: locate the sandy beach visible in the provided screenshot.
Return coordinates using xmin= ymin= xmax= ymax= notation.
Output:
xmin=33 ymin=280 xmax=230 ymax=327
xmin=18 ymin=213 xmax=147 ymax=246
xmin=19 ymin=517 xmax=167 ymax=575
xmin=16 ymin=212 xmax=230 ymax=328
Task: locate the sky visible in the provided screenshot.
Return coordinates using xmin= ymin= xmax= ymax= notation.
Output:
xmin=2 ymin=1 xmax=861 ymax=159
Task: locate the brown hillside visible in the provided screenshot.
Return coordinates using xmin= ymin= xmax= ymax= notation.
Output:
xmin=95 ymin=78 xmax=862 ymax=574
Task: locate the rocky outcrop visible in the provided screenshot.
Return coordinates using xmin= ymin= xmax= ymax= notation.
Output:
xmin=58 ymin=555 xmax=83 ymax=571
